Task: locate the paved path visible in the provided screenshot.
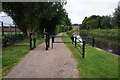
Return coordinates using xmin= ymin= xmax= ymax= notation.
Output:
xmin=5 ymin=33 xmax=79 ymax=78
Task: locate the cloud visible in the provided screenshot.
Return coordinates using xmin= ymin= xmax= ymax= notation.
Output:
xmin=0 ymin=1 xmax=119 ymax=25
xmin=64 ymin=0 xmax=119 ymax=24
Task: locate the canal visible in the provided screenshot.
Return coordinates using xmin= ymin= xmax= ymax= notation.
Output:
xmin=78 ymin=31 xmax=119 ymax=56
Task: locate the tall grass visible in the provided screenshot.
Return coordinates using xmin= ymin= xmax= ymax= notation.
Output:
xmin=79 ymin=29 xmax=119 ymax=40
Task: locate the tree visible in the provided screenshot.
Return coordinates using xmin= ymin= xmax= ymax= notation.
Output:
xmin=38 ymin=3 xmax=67 ymax=34
xmin=59 ymin=10 xmax=72 ymax=31
xmin=81 ymin=15 xmax=102 ymax=29
xmin=113 ymin=5 xmax=120 ymax=29
xmin=87 ymin=19 xmax=99 ymax=29
xmin=101 ymin=16 xmax=112 ymax=29
xmin=81 ymin=16 xmax=87 ymax=29
xmin=81 ymin=3 xmax=120 ymax=29
xmin=2 ymin=2 xmax=67 ymax=35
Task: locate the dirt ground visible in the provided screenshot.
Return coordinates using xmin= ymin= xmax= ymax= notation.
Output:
xmin=5 ymin=33 xmax=80 ymax=78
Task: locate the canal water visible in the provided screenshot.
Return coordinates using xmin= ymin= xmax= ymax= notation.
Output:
xmin=72 ymin=31 xmax=119 ymax=56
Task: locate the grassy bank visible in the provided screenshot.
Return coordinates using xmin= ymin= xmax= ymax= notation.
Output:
xmin=2 ymin=35 xmax=45 ymax=77
xmin=79 ymin=29 xmax=119 ymax=40
xmin=62 ymin=32 xmax=119 ymax=78
xmin=66 ymin=29 xmax=119 ymax=55
xmin=65 ymin=29 xmax=119 ymax=40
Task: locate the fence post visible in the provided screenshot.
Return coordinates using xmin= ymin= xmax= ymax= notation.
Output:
xmin=92 ymin=37 xmax=94 ymax=47
xmin=2 ymin=21 xmax=4 ymax=36
xmin=29 ymin=33 xmax=32 ymax=50
xmin=52 ymin=37 xmax=54 ymax=49
xmin=15 ymin=25 xmax=17 ymax=36
xmin=48 ymin=33 xmax=50 ymax=48
xmin=75 ymin=37 xmax=77 ymax=48
xmin=71 ymin=35 xmax=74 ymax=44
xmin=46 ymin=34 xmax=48 ymax=50
xmin=34 ymin=38 xmax=36 ymax=48
xmin=82 ymin=41 xmax=85 ymax=58
xmin=72 ymin=39 xmax=73 ymax=44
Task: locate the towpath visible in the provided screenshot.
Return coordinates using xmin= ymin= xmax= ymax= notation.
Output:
xmin=5 ymin=33 xmax=79 ymax=78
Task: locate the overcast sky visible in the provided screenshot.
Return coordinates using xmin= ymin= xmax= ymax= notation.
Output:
xmin=63 ymin=0 xmax=120 ymax=24
xmin=0 ymin=0 xmax=119 ymax=25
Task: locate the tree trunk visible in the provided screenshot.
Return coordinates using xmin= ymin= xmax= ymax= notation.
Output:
xmin=26 ymin=27 xmax=31 ymax=36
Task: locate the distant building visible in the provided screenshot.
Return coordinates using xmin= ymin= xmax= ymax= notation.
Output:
xmin=72 ymin=26 xmax=79 ymax=30
xmin=0 ymin=12 xmax=21 ymax=32
xmin=0 ymin=26 xmax=21 ymax=32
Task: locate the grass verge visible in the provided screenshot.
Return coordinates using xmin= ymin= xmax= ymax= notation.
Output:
xmin=62 ymin=33 xmax=119 ymax=78
xmin=2 ymin=36 xmax=44 ymax=77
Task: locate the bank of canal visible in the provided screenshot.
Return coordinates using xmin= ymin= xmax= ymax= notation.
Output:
xmin=79 ymin=29 xmax=119 ymax=55
xmin=67 ymin=29 xmax=119 ymax=55
xmin=62 ymin=32 xmax=119 ymax=78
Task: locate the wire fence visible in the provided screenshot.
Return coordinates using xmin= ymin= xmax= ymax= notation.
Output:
xmin=0 ymin=21 xmax=26 ymax=47
xmin=0 ymin=21 xmax=23 ymax=35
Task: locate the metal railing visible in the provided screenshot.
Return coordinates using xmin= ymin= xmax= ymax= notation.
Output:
xmin=51 ymin=35 xmax=94 ymax=58
xmin=81 ymin=37 xmax=94 ymax=47
xmin=29 ymin=33 xmax=36 ymax=50
xmin=52 ymin=36 xmax=74 ymax=49
xmin=75 ymin=37 xmax=85 ymax=58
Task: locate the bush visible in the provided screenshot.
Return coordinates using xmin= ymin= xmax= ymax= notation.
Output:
xmin=55 ymin=25 xmax=72 ymax=34
xmin=2 ymin=36 xmax=8 ymax=47
xmin=2 ymin=34 xmax=26 ymax=47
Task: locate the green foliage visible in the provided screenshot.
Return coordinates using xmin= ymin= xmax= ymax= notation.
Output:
xmin=2 ymin=34 xmax=26 ymax=47
xmin=2 ymin=36 xmax=8 ymax=47
xmin=71 ymin=29 xmax=119 ymax=40
xmin=81 ymin=4 xmax=120 ymax=29
xmin=81 ymin=15 xmax=102 ymax=29
xmin=2 ymin=2 xmax=71 ymax=35
xmin=62 ymin=32 xmax=119 ymax=78
xmin=87 ymin=19 xmax=99 ymax=29
xmin=113 ymin=6 xmax=120 ymax=29
xmin=79 ymin=29 xmax=119 ymax=40
xmin=101 ymin=16 xmax=112 ymax=29
xmin=63 ymin=13 xmax=72 ymax=27
xmin=72 ymin=23 xmax=80 ymax=26
xmin=55 ymin=25 xmax=71 ymax=34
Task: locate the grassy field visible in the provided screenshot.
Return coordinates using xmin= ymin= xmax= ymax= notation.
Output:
xmin=2 ymin=35 xmax=45 ymax=77
xmin=62 ymin=33 xmax=119 ymax=78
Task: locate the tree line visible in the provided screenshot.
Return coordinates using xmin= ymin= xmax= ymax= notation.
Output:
xmin=2 ymin=1 xmax=72 ymax=35
xmin=81 ymin=4 xmax=120 ymax=29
